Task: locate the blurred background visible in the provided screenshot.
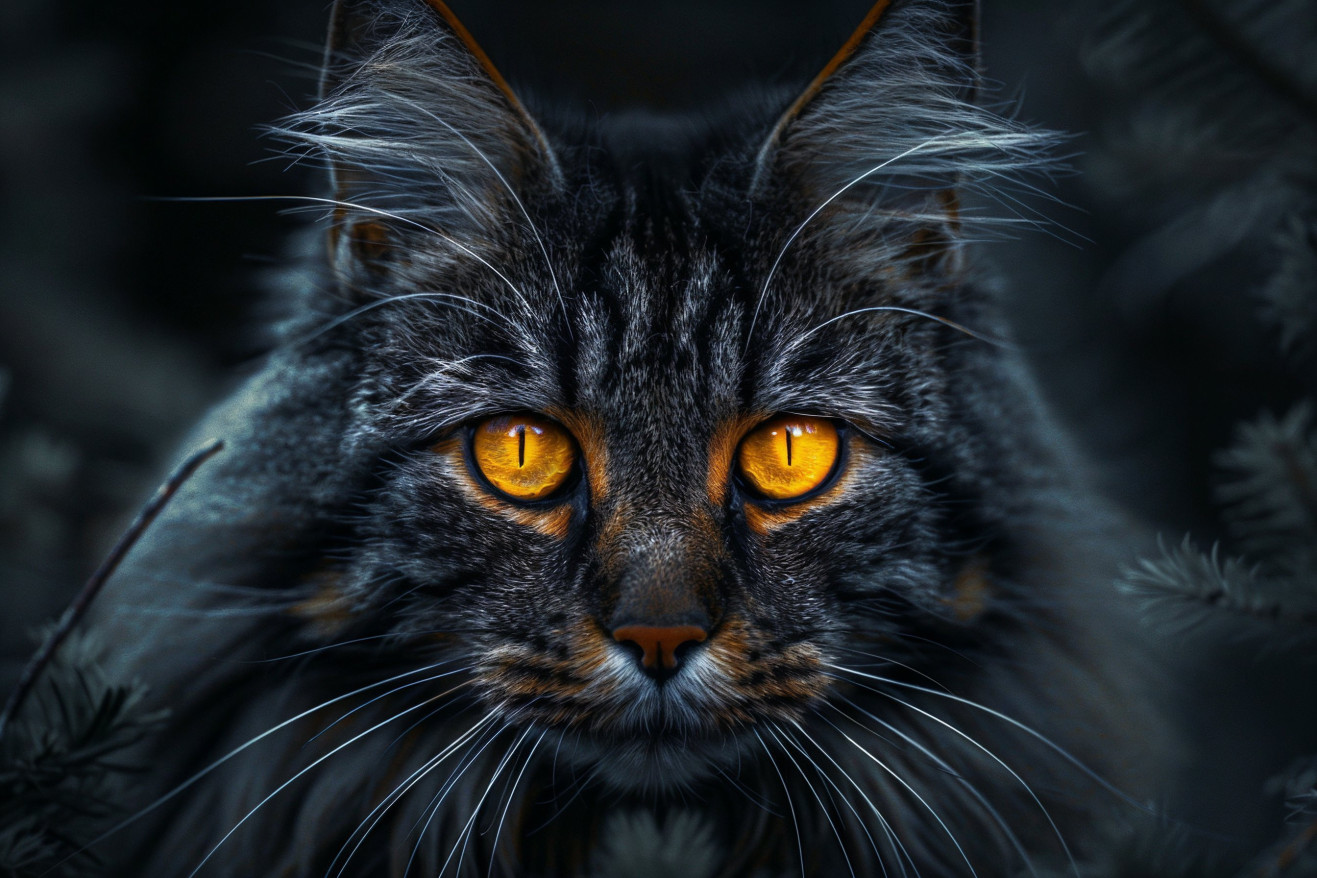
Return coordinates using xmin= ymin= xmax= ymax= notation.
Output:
xmin=1 ymin=0 xmax=1314 ymax=870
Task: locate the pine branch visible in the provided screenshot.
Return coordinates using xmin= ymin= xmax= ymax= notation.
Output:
xmin=1248 ymin=758 xmax=1317 ymax=877
xmin=0 ymin=438 xmax=224 ymax=743
xmin=1258 ymin=214 xmax=1317 ymax=359
xmin=1216 ymin=402 xmax=1317 ymax=578
xmin=0 ymin=632 xmax=168 ymax=877
xmin=1120 ymin=537 xmax=1317 ymax=629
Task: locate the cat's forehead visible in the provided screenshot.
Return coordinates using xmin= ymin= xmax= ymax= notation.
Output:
xmin=570 ymin=229 xmax=746 ymax=432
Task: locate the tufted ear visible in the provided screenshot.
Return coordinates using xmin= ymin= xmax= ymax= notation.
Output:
xmin=752 ymin=0 xmax=1047 ymax=270
xmin=295 ymin=0 xmax=561 ymax=279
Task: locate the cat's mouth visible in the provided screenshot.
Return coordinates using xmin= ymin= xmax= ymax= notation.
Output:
xmin=475 ymin=619 xmax=831 ymax=789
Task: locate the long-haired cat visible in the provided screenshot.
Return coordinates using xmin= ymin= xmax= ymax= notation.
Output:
xmin=94 ymin=0 xmax=1166 ymax=875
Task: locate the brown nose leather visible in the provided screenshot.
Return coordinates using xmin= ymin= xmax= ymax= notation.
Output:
xmin=612 ymin=625 xmax=708 ymax=670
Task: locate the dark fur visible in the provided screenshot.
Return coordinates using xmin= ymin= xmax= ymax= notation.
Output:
xmin=95 ymin=1 xmax=1165 ymax=875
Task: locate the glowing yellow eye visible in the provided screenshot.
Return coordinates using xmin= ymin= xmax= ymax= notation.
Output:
xmin=471 ymin=414 xmax=576 ymax=501
xmin=736 ymin=416 xmax=840 ymax=501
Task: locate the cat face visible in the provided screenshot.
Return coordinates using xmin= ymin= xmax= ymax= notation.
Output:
xmin=107 ymin=2 xmax=1153 ymax=875
xmin=289 ymin=0 xmax=1046 ymax=792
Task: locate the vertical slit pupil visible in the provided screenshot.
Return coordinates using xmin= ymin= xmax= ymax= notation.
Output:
xmin=517 ymin=426 xmax=526 ymax=468
xmin=785 ymin=428 xmax=793 ymax=467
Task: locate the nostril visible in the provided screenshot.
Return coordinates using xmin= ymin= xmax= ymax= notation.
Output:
xmin=611 ymin=625 xmax=708 ymax=673
xmin=615 ymin=636 xmax=646 ymax=668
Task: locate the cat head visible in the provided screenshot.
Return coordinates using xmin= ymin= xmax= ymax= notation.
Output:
xmin=266 ymin=0 xmax=1061 ymax=791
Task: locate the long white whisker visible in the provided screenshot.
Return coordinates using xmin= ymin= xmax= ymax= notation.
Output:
xmin=401 ymin=720 xmax=511 ymax=876
xmin=486 ymin=730 xmax=545 ymax=875
xmin=827 ymin=645 xmax=953 ymax=695
xmin=387 ymin=93 xmax=571 ymax=336
xmin=745 ymin=137 xmax=956 ymax=353
xmin=826 ymin=664 xmax=1077 ymax=877
xmin=765 ymin=725 xmax=858 ymax=878
xmin=160 ymin=194 xmax=538 ymax=341
xmin=821 ymin=718 xmax=978 ymax=876
xmin=244 ymin=632 xmax=441 ymax=664
xmin=73 ymin=660 xmax=456 ymax=861
xmin=787 ymin=719 xmax=907 ymax=878
xmin=753 ymin=727 xmax=806 ymax=878
xmin=440 ymin=727 xmax=530 ymax=878
xmin=187 ymin=689 xmax=459 ymax=878
xmin=328 ymin=711 xmax=497 ymax=878
xmin=829 ymin=663 xmax=1138 ymax=808
xmin=790 ymin=305 xmax=1014 ymax=351
xmin=306 ymin=667 xmax=468 ymax=746
xmin=825 ymin=698 xmax=1039 ymax=878
xmin=292 ymin=291 xmax=524 ymax=350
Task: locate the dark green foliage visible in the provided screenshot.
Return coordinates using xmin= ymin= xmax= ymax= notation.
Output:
xmin=0 ymin=631 xmax=164 ymax=877
xmin=1091 ymin=0 xmax=1317 ymax=874
xmin=1216 ymin=403 xmax=1317 ymax=581
xmin=1260 ymin=216 xmax=1317 ymax=359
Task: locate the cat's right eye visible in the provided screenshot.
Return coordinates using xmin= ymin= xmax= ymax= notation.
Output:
xmin=470 ymin=414 xmax=577 ymax=502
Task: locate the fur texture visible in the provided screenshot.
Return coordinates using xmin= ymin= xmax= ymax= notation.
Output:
xmin=93 ymin=1 xmax=1166 ymax=875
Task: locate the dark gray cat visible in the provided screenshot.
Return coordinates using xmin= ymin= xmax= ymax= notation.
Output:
xmin=95 ymin=0 xmax=1167 ymax=874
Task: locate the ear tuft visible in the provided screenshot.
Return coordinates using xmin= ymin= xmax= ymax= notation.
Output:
xmin=753 ymin=0 xmax=1058 ymax=249
xmin=276 ymin=0 xmax=560 ymax=279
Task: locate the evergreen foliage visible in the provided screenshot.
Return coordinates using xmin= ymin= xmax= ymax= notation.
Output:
xmin=1090 ymin=0 xmax=1316 ymax=874
xmin=0 ymin=631 xmax=163 ymax=877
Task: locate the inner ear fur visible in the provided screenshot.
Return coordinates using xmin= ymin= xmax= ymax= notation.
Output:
xmin=752 ymin=0 xmax=986 ymax=251
xmin=311 ymin=0 xmax=560 ymax=278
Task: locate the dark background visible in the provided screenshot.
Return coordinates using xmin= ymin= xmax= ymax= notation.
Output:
xmin=2 ymin=0 xmax=1313 ymax=863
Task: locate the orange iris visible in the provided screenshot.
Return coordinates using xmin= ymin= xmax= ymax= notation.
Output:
xmin=736 ymin=416 xmax=840 ymax=500
xmin=472 ymin=414 xmax=576 ymax=501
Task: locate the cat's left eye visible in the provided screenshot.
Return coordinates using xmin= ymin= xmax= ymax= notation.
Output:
xmin=470 ymin=414 xmax=577 ymax=502
xmin=736 ymin=415 xmax=841 ymax=501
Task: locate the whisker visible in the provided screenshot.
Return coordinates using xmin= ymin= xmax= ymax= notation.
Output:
xmin=789 ymin=305 xmax=1015 ymax=352
xmin=713 ymin=762 xmax=781 ymax=817
xmin=400 ymin=719 xmax=513 ymax=876
xmin=186 ymin=689 xmax=461 ymax=878
xmin=765 ymin=725 xmax=858 ymax=878
xmin=787 ymin=719 xmax=907 ymax=878
xmin=382 ymin=688 xmax=478 ymax=754
xmin=71 ymin=660 xmax=457 ymax=862
xmin=327 ymin=711 xmax=497 ymax=878
xmin=753 ymin=726 xmax=807 ymax=878
xmin=385 ymin=93 xmax=571 ymax=336
xmin=305 ymin=665 xmax=467 ymax=746
xmin=243 ymin=632 xmax=434 ymax=664
xmin=486 ymin=730 xmax=546 ymax=876
xmin=821 ymin=716 xmax=978 ymax=876
xmin=292 ymin=290 xmax=526 ymax=350
xmin=826 ymin=664 xmax=1078 ymax=877
xmin=830 ymin=643 xmax=957 ymax=693
xmin=830 ymin=663 xmax=1141 ymax=809
xmin=829 ymin=699 xmax=1040 ymax=878
xmin=745 ymin=137 xmax=961 ymax=353
xmin=154 ymin=194 xmax=538 ymax=343
xmin=436 ymin=727 xmax=530 ymax=878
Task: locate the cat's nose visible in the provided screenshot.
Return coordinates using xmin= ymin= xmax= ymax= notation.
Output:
xmin=612 ymin=624 xmax=708 ymax=674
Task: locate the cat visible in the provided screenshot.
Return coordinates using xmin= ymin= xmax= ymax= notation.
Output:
xmin=92 ymin=0 xmax=1169 ymax=875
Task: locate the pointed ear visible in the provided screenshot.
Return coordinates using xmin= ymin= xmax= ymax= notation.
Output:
xmin=294 ymin=0 xmax=560 ymax=278
xmin=752 ymin=0 xmax=1045 ymax=268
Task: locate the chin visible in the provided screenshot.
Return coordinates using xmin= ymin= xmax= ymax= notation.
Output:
xmin=564 ymin=728 xmax=749 ymax=794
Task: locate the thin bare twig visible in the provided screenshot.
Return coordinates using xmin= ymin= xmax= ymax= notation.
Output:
xmin=0 ymin=438 xmax=225 ymax=743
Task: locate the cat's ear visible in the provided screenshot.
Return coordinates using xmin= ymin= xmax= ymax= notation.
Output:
xmin=753 ymin=0 xmax=1045 ymax=270
xmin=299 ymin=0 xmax=561 ymax=277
